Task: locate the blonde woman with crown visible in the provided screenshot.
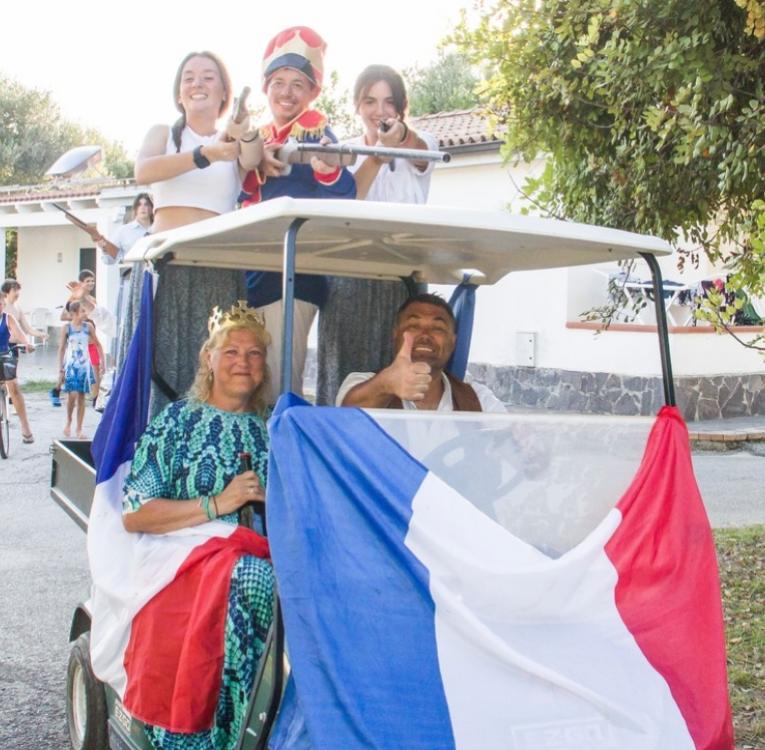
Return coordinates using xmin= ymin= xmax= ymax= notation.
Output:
xmin=121 ymin=302 xmax=274 ymax=750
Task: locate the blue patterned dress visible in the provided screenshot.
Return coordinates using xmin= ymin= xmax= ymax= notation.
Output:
xmin=123 ymin=399 xmax=274 ymax=750
xmin=62 ymin=323 xmax=96 ymax=393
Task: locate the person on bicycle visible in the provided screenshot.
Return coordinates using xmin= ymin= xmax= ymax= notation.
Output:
xmin=0 ymin=290 xmax=36 ymax=443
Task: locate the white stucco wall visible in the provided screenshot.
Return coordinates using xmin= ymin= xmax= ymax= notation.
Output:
xmin=12 ymin=207 xmax=126 ymax=344
xmin=428 ymin=151 xmax=540 ymax=213
xmin=16 ymin=224 xmax=86 ymax=314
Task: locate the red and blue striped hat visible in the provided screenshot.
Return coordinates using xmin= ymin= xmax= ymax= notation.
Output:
xmin=262 ymin=26 xmax=326 ymax=92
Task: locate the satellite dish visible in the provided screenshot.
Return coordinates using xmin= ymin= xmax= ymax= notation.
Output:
xmin=46 ymin=145 xmax=102 ymax=179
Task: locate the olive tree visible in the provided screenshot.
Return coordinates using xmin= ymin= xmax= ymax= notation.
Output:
xmin=405 ymin=51 xmax=480 ymax=116
xmin=0 ymin=73 xmax=133 ymax=185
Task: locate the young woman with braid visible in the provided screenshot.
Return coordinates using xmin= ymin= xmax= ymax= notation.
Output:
xmin=127 ymin=51 xmax=262 ymax=416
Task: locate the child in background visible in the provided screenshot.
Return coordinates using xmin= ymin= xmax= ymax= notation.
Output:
xmin=85 ymin=314 xmax=103 ymax=407
xmin=57 ymin=301 xmax=103 ymax=438
xmin=51 ymin=271 xmax=110 ymax=407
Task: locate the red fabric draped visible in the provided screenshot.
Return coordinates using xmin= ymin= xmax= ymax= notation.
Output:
xmin=606 ymin=406 xmax=734 ymax=750
xmin=123 ymin=527 xmax=269 ymax=732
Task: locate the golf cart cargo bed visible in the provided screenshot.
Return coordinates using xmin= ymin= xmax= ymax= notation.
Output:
xmin=50 ymin=439 xmax=95 ymax=532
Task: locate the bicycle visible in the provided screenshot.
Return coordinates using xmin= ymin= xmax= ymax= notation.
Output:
xmin=0 ymin=355 xmax=13 ymax=459
xmin=0 ymin=346 xmax=29 ymax=459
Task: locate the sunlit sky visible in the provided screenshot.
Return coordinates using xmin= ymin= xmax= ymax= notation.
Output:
xmin=3 ymin=0 xmax=475 ymax=157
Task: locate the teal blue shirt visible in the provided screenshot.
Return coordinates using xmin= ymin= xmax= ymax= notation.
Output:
xmin=123 ymin=399 xmax=269 ymax=522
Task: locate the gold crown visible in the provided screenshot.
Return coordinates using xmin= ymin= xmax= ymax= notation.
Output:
xmin=208 ymin=300 xmax=267 ymax=336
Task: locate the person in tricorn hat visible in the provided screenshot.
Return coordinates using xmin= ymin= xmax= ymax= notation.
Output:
xmin=240 ymin=26 xmax=356 ymax=401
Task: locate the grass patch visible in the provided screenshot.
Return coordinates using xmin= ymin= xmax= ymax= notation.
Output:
xmin=20 ymin=379 xmax=57 ymax=393
xmin=715 ymin=526 xmax=765 ymax=748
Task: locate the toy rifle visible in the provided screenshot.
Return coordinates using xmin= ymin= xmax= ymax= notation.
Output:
xmin=224 ymin=86 xmax=253 ymax=146
xmin=51 ymin=203 xmax=100 ymax=241
xmin=379 ymin=120 xmax=397 ymax=172
xmin=232 ymin=86 xmax=251 ymax=126
xmin=274 ymin=137 xmax=450 ymax=176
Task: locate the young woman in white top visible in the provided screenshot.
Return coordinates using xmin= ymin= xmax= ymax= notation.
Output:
xmin=316 ymin=65 xmax=438 ymax=405
xmin=350 ymin=65 xmax=439 ymax=201
xmin=129 ymin=51 xmax=262 ymax=416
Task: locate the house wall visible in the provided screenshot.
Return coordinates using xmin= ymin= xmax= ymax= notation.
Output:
xmin=428 ymin=151 xmax=540 ymax=213
xmin=17 ymin=224 xmax=86 ymax=313
xmin=12 ymin=207 xmax=127 ymax=345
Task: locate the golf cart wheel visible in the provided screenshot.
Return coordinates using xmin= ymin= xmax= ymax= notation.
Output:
xmin=66 ymin=632 xmax=108 ymax=750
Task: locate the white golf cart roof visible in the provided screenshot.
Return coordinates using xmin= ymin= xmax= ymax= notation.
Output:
xmin=124 ymin=197 xmax=672 ymax=285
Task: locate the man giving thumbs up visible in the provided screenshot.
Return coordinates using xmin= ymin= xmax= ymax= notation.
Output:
xmin=336 ymin=293 xmax=505 ymax=412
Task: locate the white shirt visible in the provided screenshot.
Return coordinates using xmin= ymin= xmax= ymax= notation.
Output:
xmin=347 ymin=130 xmax=439 ymax=205
xmin=151 ymin=125 xmax=241 ymax=215
xmin=102 ymin=220 xmax=150 ymax=265
xmin=336 ymin=371 xmax=506 ymax=413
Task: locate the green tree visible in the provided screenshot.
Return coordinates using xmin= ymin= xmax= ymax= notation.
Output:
xmin=82 ymin=128 xmax=134 ymax=180
xmin=405 ymin=51 xmax=480 ymax=116
xmin=4 ymin=229 xmax=17 ymax=278
xmin=0 ymin=73 xmax=133 ymax=185
xmin=315 ymin=70 xmax=355 ymax=138
xmin=453 ymin=0 xmax=765 ymax=342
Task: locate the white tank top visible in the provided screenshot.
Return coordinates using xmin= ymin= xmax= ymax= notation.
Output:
xmin=151 ymin=125 xmax=241 ymax=215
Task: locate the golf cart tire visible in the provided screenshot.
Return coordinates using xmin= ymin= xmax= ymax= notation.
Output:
xmin=66 ymin=632 xmax=108 ymax=750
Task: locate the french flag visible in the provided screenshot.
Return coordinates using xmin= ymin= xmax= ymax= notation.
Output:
xmin=266 ymin=399 xmax=734 ymax=749
xmin=88 ymin=271 xmax=268 ymax=733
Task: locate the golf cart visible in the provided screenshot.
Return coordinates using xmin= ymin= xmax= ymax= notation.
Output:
xmin=52 ymin=196 xmax=717 ymax=750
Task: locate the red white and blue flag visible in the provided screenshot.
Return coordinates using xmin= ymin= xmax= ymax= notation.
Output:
xmin=266 ymin=398 xmax=734 ymax=750
xmin=88 ymin=271 xmax=267 ymax=733
xmin=88 ymin=272 xmax=733 ymax=747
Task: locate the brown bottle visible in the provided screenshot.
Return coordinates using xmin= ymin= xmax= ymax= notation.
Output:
xmin=237 ymin=452 xmax=266 ymax=534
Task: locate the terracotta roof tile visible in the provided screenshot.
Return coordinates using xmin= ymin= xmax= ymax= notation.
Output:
xmin=410 ymin=109 xmax=504 ymax=150
xmin=0 ymin=177 xmax=134 ymax=205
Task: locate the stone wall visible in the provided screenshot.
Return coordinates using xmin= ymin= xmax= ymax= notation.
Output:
xmin=304 ymin=347 xmax=763 ymax=420
xmin=467 ymin=364 xmax=765 ymax=422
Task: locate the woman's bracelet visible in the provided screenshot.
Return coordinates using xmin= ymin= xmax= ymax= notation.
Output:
xmin=199 ymin=495 xmax=218 ymax=520
xmin=398 ymin=122 xmax=410 ymax=144
xmin=192 ymin=145 xmax=211 ymax=169
xmin=241 ymin=131 xmax=260 ymax=144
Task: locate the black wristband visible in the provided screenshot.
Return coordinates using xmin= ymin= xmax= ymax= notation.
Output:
xmin=192 ymin=145 xmax=211 ymax=169
xmin=399 ymin=122 xmax=410 ymax=144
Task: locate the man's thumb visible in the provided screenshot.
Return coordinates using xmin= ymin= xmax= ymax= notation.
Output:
xmin=397 ymin=331 xmax=414 ymax=361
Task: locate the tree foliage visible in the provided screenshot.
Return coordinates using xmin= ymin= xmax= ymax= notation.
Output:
xmin=453 ymin=0 xmax=765 ymax=339
xmin=0 ymin=73 xmax=133 ymax=185
xmin=405 ymin=51 xmax=480 ymax=116
xmin=4 ymin=229 xmax=17 ymax=278
xmin=315 ymin=70 xmax=355 ymax=138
